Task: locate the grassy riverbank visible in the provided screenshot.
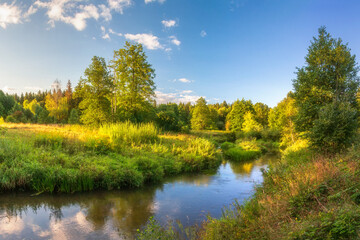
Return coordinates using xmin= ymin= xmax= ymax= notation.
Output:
xmin=199 ymin=139 xmax=360 ymax=239
xmin=0 ymin=123 xmax=221 ymax=193
xmin=137 ymin=137 xmax=360 ymax=239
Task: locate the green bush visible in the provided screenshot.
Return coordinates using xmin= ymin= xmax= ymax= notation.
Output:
xmin=224 ymin=147 xmax=261 ymax=162
xmin=308 ymin=101 xmax=358 ymax=153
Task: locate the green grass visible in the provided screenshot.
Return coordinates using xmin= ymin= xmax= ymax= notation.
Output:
xmin=0 ymin=123 xmax=221 ymax=193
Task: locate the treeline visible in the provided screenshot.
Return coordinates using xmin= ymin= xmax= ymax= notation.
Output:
xmin=1 ymin=27 xmax=360 ymax=154
xmin=0 ymin=41 xmax=275 ymax=138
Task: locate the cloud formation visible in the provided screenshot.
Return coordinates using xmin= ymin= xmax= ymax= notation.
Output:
xmin=0 ymin=2 xmax=23 ymax=29
xmin=145 ymin=0 xmax=166 ymax=4
xmin=156 ymin=90 xmax=202 ymax=104
xmin=101 ymin=26 xmax=110 ymax=40
xmin=169 ymin=36 xmax=180 ymax=46
xmin=34 ymin=0 xmax=104 ymax=31
xmin=177 ymin=78 xmax=192 ymax=83
xmin=200 ymin=30 xmax=207 ymax=37
xmin=108 ymin=0 xmax=132 ymax=13
xmin=161 ymin=19 xmax=176 ymax=28
xmin=124 ymin=33 xmax=163 ymax=50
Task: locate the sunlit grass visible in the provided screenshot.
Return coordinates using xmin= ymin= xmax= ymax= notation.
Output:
xmin=0 ymin=123 xmax=221 ymax=193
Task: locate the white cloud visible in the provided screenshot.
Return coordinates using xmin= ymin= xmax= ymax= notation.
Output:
xmin=0 ymin=2 xmax=22 ymax=29
xmin=23 ymin=5 xmax=38 ymax=20
xmin=99 ymin=4 xmax=112 ymax=21
xmin=124 ymin=33 xmax=163 ymax=50
xmin=34 ymin=1 xmax=107 ymax=31
xmin=156 ymin=90 xmax=202 ymax=104
xmin=108 ymin=0 xmax=132 ymax=13
xmin=161 ymin=19 xmax=176 ymax=28
xmin=177 ymin=78 xmax=192 ymax=83
xmin=169 ymin=36 xmax=181 ymax=46
xmin=145 ymin=0 xmax=166 ymax=4
xmin=109 ymin=28 xmax=122 ymax=36
xmin=25 ymin=86 xmax=43 ymax=92
xmin=1 ymin=86 xmax=16 ymax=93
xmin=101 ymin=26 xmax=110 ymax=40
xmin=200 ymin=30 xmax=207 ymax=37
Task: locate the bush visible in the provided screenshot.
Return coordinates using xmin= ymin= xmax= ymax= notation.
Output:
xmin=308 ymin=102 xmax=358 ymax=153
xmin=224 ymin=147 xmax=261 ymax=162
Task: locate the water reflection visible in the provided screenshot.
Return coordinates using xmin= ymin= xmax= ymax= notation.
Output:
xmin=0 ymin=155 xmax=275 ymax=240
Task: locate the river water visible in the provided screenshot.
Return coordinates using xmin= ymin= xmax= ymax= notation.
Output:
xmin=0 ymin=156 xmax=274 ymax=240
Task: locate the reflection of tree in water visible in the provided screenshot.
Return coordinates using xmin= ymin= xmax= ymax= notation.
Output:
xmin=109 ymin=187 xmax=157 ymax=237
xmin=163 ymin=171 xmax=216 ymax=187
xmin=229 ymin=154 xmax=280 ymax=177
xmin=0 ymin=186 xmax=159 ymax=239
xmin=229 ymin=161 xmax=254 ymax=176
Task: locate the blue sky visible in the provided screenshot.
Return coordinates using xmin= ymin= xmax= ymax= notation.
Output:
xmin=0 ymin=0 xmax=360 ymax=107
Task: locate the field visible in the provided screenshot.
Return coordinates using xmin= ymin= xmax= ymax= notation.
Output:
xmin=0 ymin=123 xmax=222 ymax=193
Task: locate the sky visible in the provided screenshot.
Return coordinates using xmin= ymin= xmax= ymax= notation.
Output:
xmin=1 ymin=0 xmax=360 ymax=107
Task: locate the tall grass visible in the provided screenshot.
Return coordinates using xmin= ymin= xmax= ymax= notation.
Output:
xmin=99 ymin=121 xmax=159 ymax=145
xmin=0 ymin=123 xmax=221 ymax=193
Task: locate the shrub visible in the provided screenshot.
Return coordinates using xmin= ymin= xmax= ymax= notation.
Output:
xmin=308 ymin=101 xmax=358 ymax=153
xmin=224 ymin=148 xmax=261 ymax=162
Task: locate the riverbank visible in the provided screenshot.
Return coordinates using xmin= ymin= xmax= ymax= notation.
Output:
xmin=137 ymin=137 xmax=360 ymax=239
xmin=200 ymin=138 xmax=360 ymax=239
xmin=0 ymin=123 xmax=222 ymax=193
xmin=0 ymin=156 xmax=271 ymax=239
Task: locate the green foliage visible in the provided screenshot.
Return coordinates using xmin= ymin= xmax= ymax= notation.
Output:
xmin=242 ymin=111 xmax=263 ymax=133
xmin=75 ymin=56 xmax=113 ymax=126
xmin=268 ymin=93 xmax=297 ymax=147
xmin=45 ymin=91 xmax=69 ymax=122
xmin=111 ymin=41 xmax=156 ymax=123
xmin=253 ymin=102 xmax=270 ymax=127
xmin=0 ymin=90 xmax=15 ymax=117
xmin=308 ymin=101 xmax=358 ymax=153
xmin=226 ymin=98 xmax=254 ymax=131
xmin=293 ymin=27 xmax=359 ymax=149
xmin=99 ymin=121 xmax=159 ymax=146
xmin=221 ymin=140 xmax=262 ymax=162
xmin=68 ymin=108 xmax=80 ymax=124
xmin=156 ymin=103 xmax=182 ymax=131
xmin=191 ymin=97 xmax=216 ymax=130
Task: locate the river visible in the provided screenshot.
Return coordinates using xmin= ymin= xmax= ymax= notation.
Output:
xmin=0 ymin=155 xmax=275 ymax=240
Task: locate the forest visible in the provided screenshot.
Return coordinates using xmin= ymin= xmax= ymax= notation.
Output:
xmin=1 ymin=27 xmax=360 ymax=239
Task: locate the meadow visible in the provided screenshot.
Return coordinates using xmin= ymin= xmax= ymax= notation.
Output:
xmin=0 ymin=122 xmax=223 ymax=193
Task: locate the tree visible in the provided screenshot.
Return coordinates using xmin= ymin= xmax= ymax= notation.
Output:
xmin=253 ymin=102 xmax=270 ymax=127
xmin=242 ymin=111 xmax=263 ymax=133
xmin=156 ymin=103 xmax=181 ymax=131
xmin=268 ymin=93 xmax=297 ymax=146
xmin=45 ymin=91 xmax=69 ymax=122
xmin=293 ymin=27 xmax=359 ymax=152
xmin=225 ymin=99 xmax=254 ymax=131
xmin=65 ymin=80 xmax=75 ymax=110
xmin=191 ymin=97 xmax=216 ymax=130
xmin=110 ymin=41 xmax=156 ymax=122
xmin=68 ymin=108 xmax=80 ymax=124
xmin=309 ymin=101 xmax=357 ymax=153
xmin=293 ymin=27 xmax=359 ymax=132
xmin=75 ymin=56 xmax=113 ymax=126
xmin=0 ymin=90 xmax=15 ymax=117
